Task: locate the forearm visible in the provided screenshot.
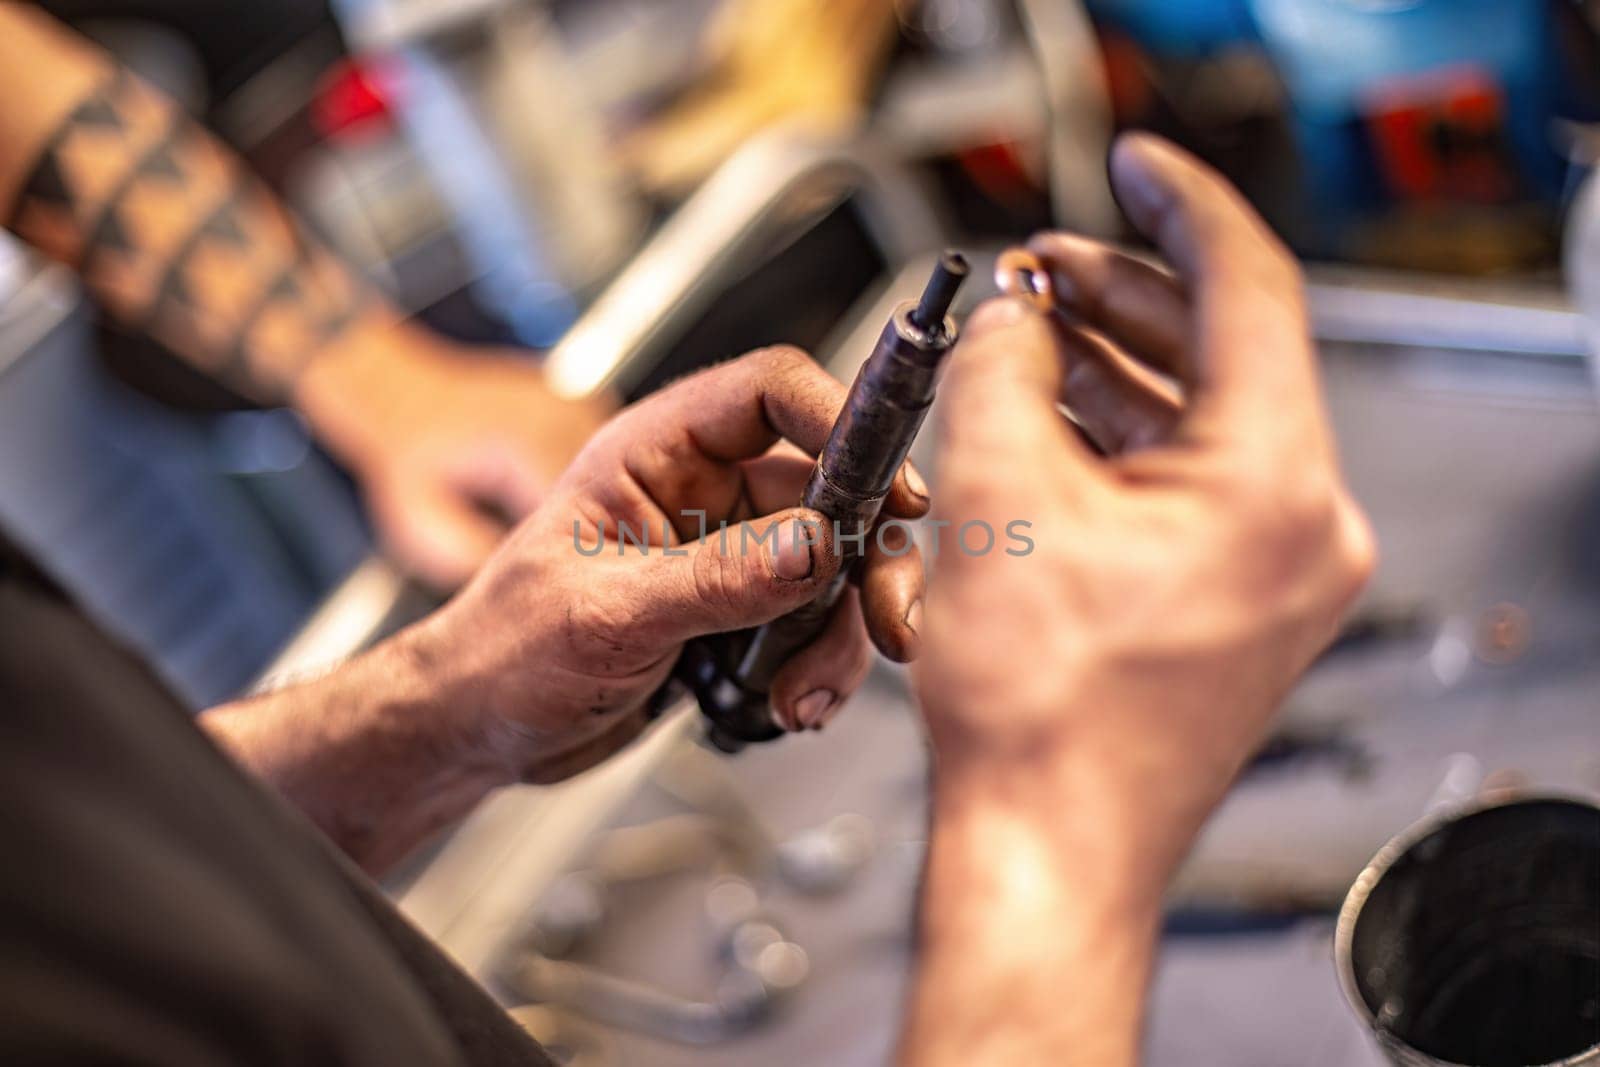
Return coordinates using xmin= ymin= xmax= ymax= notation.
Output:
xmin=202 ymin=623 xmax=517 ymax=875
xmin=899 ymin=755 xmax=1169 ymax=1067
xmin=0 ymin=5 xmax=425 ymax=449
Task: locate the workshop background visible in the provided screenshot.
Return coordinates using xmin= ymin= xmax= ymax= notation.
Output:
xmin=1 ymin=1 xmax=1597 ymax=1064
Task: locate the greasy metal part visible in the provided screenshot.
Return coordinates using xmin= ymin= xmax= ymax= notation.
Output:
xmin=677 ymin=254 xmax=968 ymax=752
xmin=995 ymin=247 xmax=1054 ymax=311
xmin=912 ymin=251 xmax=970 ymax=331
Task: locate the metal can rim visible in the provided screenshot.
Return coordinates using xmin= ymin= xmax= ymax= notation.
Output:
xmin=1332 ymin=789 xmax=1600 ymax=1067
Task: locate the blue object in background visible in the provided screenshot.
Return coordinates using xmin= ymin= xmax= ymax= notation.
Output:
xmin=1084 ymin=0 xmax=1257 ymax=56
xmin=1249 ymin=0 xmax=1566 ymax=225
xmin=1084 ymin=0 xmax=1585 ymax=254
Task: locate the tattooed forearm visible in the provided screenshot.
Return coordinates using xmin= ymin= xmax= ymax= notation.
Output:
xmin=5 ymin=69 xmax=371 ymax=403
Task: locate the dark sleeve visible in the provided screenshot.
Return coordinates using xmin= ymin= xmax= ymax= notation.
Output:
xmin=32 ymin=0 xmax=342 ymax=100
xmin=0 ymin=546 xmax=551 ymax=1067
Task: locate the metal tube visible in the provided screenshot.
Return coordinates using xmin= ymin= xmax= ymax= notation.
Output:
xmin=677 ymin=254 xmax=968 ymax=752
xmin=912 ymin=251 xmax=970 ymax=332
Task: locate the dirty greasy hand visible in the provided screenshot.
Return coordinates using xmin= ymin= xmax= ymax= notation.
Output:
xmin=412 ymin=347 xmax=928 ymax=783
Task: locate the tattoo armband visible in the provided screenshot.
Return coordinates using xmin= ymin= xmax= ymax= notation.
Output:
xmin=7 ymin=70 xmax=371 ymax=402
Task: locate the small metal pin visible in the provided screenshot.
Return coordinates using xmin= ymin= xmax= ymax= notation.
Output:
xmin=995 ymin=248 xmax=1054 ymax=311
xmin=910 ymin=251 xmax=970 ymax=334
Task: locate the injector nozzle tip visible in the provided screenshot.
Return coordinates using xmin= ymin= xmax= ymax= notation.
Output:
xmin=911 ymin=251 xmax=969 ymax=334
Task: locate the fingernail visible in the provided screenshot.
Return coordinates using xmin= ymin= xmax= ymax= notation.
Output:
xmin=1048 ymin=268 xmax=1077 ymax=308
xmin=1021 ymin=235 xmax=1080 ymax=310
xmin=903 ymin=464 xmax=929 ymax=503
xmin=773 ymin=703 xmax=799 ymax=733
xmin=1110 ymin=135 xmax=1163 ymax=219
xmin=904 ymin=598 xmax=923 ymax=636
xmin=795 ymin=689 xmax=836 ymax=730
xmin=767 ymin=519 xmax=815 ymax=581
xmin=813 ymin=699 xmax=846 ymax=730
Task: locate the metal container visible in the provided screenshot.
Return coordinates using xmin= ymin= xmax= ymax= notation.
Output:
xmin=1336 ymin=794 xmax=1600 ymax=1066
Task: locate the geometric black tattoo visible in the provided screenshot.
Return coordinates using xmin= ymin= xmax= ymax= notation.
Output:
xmin=7 ymin=69 xmax=371 ymax=402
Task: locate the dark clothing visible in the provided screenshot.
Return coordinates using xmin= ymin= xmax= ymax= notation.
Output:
xmin=36 ymin=0 xmax=340 ymax=100
xmin=0 ymin=540 xmax=551 ymax=1066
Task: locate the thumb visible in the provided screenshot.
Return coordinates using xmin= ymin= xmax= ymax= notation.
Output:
xmin=621 ymin=507 xmax=841 ymax=643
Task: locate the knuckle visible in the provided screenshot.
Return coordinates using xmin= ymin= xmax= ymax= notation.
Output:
xmin=1224 ymin=471 xmax=1375 ymax=615
xmin=1214 ymin=454 xmax=1283 ymax=512
xmin=1333 ymin=498 xmax=1379 ymax=597
xmin=821 ymin=610 xmax=873 ymax=683
xmin=1219 ymin=463 xmax=1336 ymax=556
xmin=751 ymin=344 xmax=816 ymax=378
xmin=1282 ymin=477 xmax=1341 ymax=543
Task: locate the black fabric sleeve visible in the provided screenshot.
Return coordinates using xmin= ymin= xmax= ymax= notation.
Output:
xmin=0 ymin=543 xmax=551 ymax=1067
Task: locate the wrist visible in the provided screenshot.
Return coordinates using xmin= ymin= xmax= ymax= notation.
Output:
xmin=929 ymin=745 xmax=1176 ymax=917
xmin=925 ymin=662 xmax=1249 ymax=892
xmin=909 ymin=759 xmax=1164 ymax=1067
xmin=389 ymin=612 xmax=528 ymax=790
xmin=290 ymin=310 xmax=452 ymax=477
xmin=203 ymin=621 xmax=519 ymax=872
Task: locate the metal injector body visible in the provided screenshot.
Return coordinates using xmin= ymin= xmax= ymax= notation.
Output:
xmin=678 ymin=253 xmax=969 ymax=753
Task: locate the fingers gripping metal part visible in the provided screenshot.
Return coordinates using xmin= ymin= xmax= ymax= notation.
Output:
xmin=677 ymin=252 xmax=969 ymax=752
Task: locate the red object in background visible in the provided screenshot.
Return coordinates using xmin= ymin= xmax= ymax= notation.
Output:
xmin=1098 ymin=31 xmax=1156 ymax=125
xmin=955 ymin=139 xmax=1041 ymax=209
xmin=953 ymin=139 xmax=1043 ymax=215
xmin=1364 ymin=67 xmax=1516 ymax=204
xmin=311 ymin=58 xmax=397 ymax=143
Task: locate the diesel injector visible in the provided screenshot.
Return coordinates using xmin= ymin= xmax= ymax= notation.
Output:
xmin=675 ymin=252 xmax=970 ymax=753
